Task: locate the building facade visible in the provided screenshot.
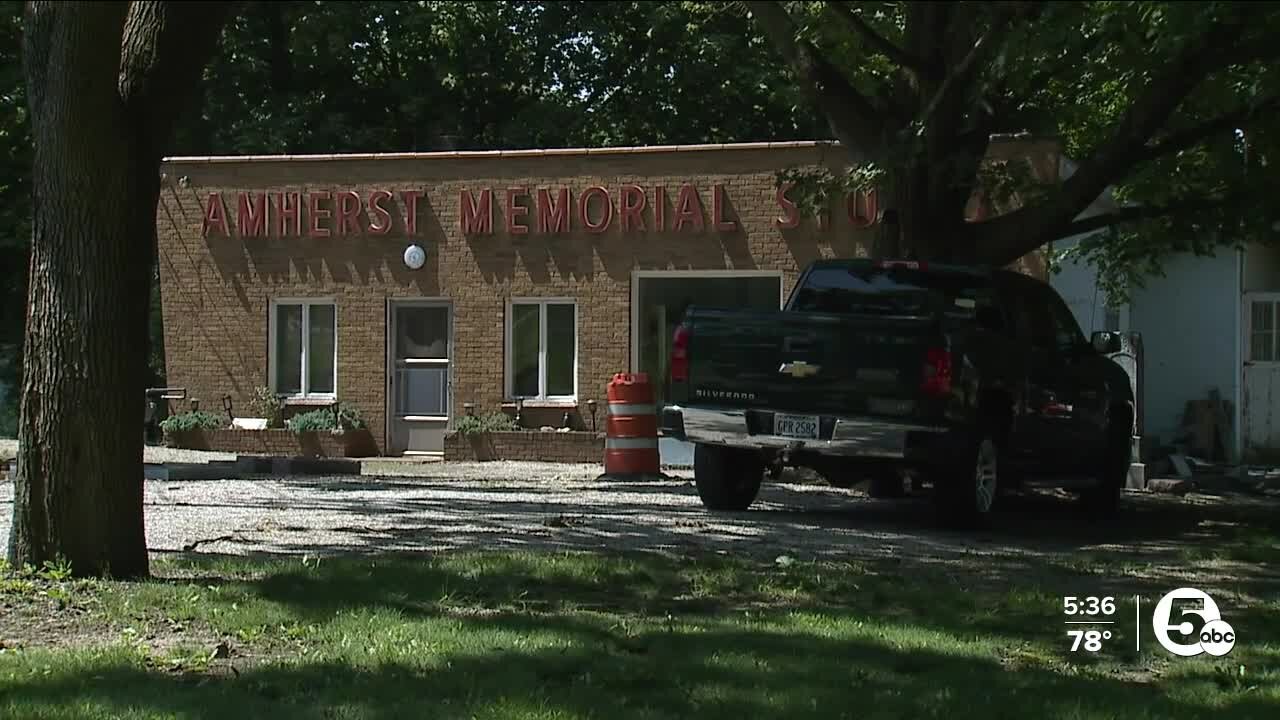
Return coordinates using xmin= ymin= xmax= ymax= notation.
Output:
xmin=157 ymin=140 xmax=1048 ymax=456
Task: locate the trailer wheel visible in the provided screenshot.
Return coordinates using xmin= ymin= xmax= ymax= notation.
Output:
xmin=694 ymin=444 xmax=764 ymax=511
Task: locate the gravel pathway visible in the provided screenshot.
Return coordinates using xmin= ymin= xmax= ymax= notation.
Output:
xmin=5 ymin=436 xmax=1279 ymax=594
xmin=5 ymin=457 xmax=1275 ymax=590
xmin=0 ymin=438 xmax=236 ymax=465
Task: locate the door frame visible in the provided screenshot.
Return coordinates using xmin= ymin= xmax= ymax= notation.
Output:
xmin=1241 ymin=291 xmax=1280 ymax=459
xmin=385 ymin=297 xmax=454 ymax=456
xmin=629 ymin=270 xmax=786 ymax=373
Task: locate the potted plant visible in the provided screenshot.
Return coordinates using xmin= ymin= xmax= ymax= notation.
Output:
xmin=235 ymin=386 xmax=284 ymax=430
xmin=450 ymin=411 xmax=519 ymax=461
xmin=160 ymin=410 xmax=226 ymax=450
xmin=285 ymin=403 xmax=375 ymax=457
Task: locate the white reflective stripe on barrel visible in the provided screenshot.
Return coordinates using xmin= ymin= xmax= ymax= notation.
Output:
xmin=606 ymin=403 xmax=656 ymax=416
xmin=605 ymin=437 xmax=659 ymax=450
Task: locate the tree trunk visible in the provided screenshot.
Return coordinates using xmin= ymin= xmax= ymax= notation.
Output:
xmin=9 ymin=1 xmax=231 ymax=578
xmin=874 ymin=158 xmax=981 ymax=264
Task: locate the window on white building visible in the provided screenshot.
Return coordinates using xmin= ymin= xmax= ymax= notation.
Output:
xmin=1251 ymin=299 xmax=1277 ymax=362
xmin=270 ymin=299 xmax=337 ymax=398
xmin=506 ymin=300 xmax=577 ymax=401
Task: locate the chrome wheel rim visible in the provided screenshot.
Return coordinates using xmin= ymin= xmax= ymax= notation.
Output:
xmin=974 ymin=439 xmax=998 ymax=513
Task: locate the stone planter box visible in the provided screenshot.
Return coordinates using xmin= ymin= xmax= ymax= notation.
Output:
xmin=444 ymin=430 xmax=604 ymax=463
xmin=164 ymin=427 xmax=378 ymax=458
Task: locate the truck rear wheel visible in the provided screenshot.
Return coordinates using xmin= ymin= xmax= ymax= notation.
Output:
xmin=693 ymin=444 xmax=764 ymax=511
xmin=1079 ymin=415 xmax=1131 ymax=515
xmin=934 ymin=432 xmax=999 ymax=529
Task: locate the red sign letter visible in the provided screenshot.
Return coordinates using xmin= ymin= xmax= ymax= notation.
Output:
xmin=276 ymin=192 xmax=301 ymax=237
xmin=847 ymin=188 xmax=879 ymax=229
xmin=202 ymin=193 xmax=228 ymax=237
xmin=506 ymin=187 xmax=530 ymax=235
xmin=461 ymin=189 xmax=493 ymax=235
xmin=674 ymin=184 xmax=705 ymax=232
xmin=401 ymin=190 xmax=424 ymax=235
xmin=308 ymin=191 xmax=332 ymax=238
xmin=578 ymin=186 xmax=613 ymax=234
xmin=775 ymin=183 xmax=800 ymax=229
xmin=712 ymin=184 xmax=738 ymax=232
xmin=620 ymin=185 xmax=646 ymax=232
xmin=367 ymin=190 xmax=393 ymax=235
xmin=536 ymin=188 xmax=569 ymax=234
xmin=654 ymin=186 xmax=666 ymax=231
xmin=336 ymin=191 xmax=362 ymax=235
xmin=236 ymin=193 xmax=268 ymax=238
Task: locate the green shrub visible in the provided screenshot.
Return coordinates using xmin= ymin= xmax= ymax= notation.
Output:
xmin=453 ymin=411 xmax=519 ymax=435
xmin=160 ymin=410 xmax=225 ymax=434
xmin=286 ymin=403 xmax=366 ymax=435
xmin=246 ymin=386 xmax=285 ymax=428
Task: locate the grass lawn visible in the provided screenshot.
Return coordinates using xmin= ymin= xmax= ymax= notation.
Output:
xmin=1 ymin=544 xmax=1277 ymax=720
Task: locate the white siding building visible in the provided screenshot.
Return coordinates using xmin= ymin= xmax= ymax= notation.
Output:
xmin=1050 ymin=160 xmax=1279 ymax=465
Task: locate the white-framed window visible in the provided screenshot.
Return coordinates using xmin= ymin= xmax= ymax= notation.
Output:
xmin=269 ymin=298 xmax=338 ymax=399
xmin=1250 ymin=298 xmax=1279 ymax=362
xmin=505 ymin=299 xmax=578 ymax=401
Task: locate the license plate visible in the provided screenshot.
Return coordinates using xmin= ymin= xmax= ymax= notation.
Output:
xmin=773 ymin=413 xmax=819 ymax=439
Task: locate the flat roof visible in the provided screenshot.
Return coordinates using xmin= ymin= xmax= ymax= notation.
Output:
xmin=160 ymin=140 xmax=840 ymax=165
xmin=161 ymin=134 xmax=1059 ymax=165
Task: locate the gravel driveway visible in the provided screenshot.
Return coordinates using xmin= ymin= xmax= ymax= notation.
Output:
xmin=5 ymin=457 xmax=1278 ymax=595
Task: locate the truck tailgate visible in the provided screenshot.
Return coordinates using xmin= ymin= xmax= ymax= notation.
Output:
xmin=682 ymin=307 xmax=943 ymax=422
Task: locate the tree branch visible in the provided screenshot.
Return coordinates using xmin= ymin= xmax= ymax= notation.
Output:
xmin=1139 ymin=92 xmax=1280 ymax=162
xmin=920 ymin=2 xmax=1041 ymax=125
xmin=118 ymin=1 xmax=238 ymax=154
xmin=972 ymin=17 xmax=1262 ymax=266
xmin=824 ymin=2 xmax=924 ymax=73
xmin=745 ymin=1 xmax=887 ymax=160
xmin=1057 ymin=204 xmax=1174 ymax=238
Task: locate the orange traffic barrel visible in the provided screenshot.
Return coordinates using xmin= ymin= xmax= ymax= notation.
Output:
xmin=603 ymin=372 xmax=661 ymax=477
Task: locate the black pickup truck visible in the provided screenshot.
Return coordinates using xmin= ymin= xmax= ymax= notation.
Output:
xmin=660 ymin=258 xmax=1135 ymax=527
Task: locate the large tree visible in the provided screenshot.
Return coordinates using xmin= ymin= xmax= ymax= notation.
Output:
xmin=747 ymin=1 xmax=1280 ymax=296
xmin=9 ymin=0 xmax=231 ymax=577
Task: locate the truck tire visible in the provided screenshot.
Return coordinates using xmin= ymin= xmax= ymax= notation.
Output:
xmin=933 ymin=432 xmax=1000 ymax=529
xmin=694 ymin=444 xmax=764 ymax=511
xmin=1079 ymin=416 xmax=1130 ymax=514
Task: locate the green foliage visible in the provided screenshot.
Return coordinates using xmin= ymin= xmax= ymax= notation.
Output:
xmin=0 ymin=393 xmax=15 ymax=438
xmin=759 ymin=0 xmax=1280 ymax=292
xmin=246 ymin=386 xmax=285 ymax=429
xmin=453 ymin=411 xmax=520 ymax=435
xmin=285 ymin=404 xmax=366 ymax=435
xmin=176 ymin=1 xmax=821 ymax=157
xmin=36 ymin=556 xmax=73 ymax=583
xmin=775 ymin=163 xmax=886 ymax=220
xmin=159 ymin=410 xmax=225 ymax=434
xmin=0 ymin=2 xmax=31 ymax=401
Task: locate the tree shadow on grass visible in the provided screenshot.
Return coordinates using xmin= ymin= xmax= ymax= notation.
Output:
xmin=8 ymin=548 xmax=1280 ymax=718
xmin=145 ymin=549 xmax=1280 ymax=671
xmin=6 ymin=615 xmax=1276 ymax=720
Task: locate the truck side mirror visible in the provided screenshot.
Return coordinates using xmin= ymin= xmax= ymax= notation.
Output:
xmin=1091 ymin=331 xmax=1122 ymax=354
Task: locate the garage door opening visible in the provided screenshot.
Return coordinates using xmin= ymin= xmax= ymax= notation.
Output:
xmin=631 ymin=271 xmax=784 ymax=410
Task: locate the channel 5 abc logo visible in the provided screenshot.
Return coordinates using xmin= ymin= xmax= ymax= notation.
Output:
xmin=1152 ymin=588 xmax=1237 ymax=657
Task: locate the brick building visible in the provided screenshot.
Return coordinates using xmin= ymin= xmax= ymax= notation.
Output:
xmin=156 ymin=140 xmax=1050 ymax=456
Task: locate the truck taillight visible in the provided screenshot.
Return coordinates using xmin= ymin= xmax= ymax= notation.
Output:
xmin=921 ymin=347 xmax=952 ymax=396
xmin=670 ymin=324 xmax=690 ymax=383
